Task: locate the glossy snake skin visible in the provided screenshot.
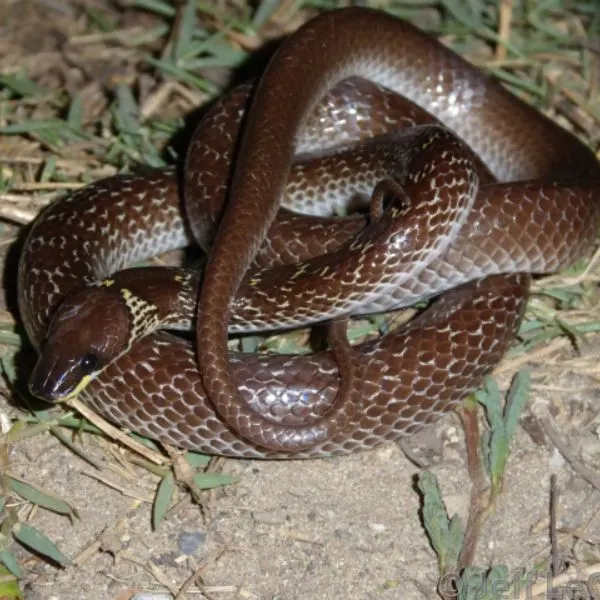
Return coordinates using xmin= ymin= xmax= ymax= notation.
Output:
xmin=18 ymin=8 xmax=600 ymax=457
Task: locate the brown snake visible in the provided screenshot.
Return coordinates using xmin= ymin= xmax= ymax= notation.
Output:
xmin=18 ymin=8 xmax=600 ymax=458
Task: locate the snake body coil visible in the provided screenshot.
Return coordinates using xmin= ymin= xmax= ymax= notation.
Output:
xmin=18 ymin=8 xmax=600 ymax=458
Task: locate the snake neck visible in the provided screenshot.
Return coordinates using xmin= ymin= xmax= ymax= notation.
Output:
xmin=95 ymin=267 xmax=200 ymax=337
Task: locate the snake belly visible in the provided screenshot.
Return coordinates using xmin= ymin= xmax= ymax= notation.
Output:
xmin=18 ymin=8 xmax=600 ymax=458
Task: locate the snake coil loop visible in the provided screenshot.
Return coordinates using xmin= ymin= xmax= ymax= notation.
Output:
xmin=18 ymin=8 xmax=600 ymax=458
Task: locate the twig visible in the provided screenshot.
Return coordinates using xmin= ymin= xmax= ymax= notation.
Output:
xmin=550 ymin=474 xmax=560 ymax=577
xmin=497 ymin=0 xmax=514 ymax=61
xmin=0 ymin=205 xmax=37 ymax=224
xmin=540 ymin=416 xmax=600 ymax=491
xmin=456 ymin=402 xmax=490 ymax=570
xmin=67 ymin=398 xmax=168 ymax=466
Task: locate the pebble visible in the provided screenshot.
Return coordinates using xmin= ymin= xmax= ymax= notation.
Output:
xmin=368 ymin=522 xmax=386 ymax=534
xmin=177 ymin=530 xmax=205 ymax=555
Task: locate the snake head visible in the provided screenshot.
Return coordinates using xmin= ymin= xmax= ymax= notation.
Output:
xmin=29 ymin=286 xmax=131 ymax=402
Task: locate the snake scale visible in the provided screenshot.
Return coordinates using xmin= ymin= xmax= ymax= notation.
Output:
xmin=18 ymin=8 xmax=600 ymax=458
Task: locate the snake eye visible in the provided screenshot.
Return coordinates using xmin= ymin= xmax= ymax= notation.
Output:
xmin=80 ymin=353 xmax=98 ymax=375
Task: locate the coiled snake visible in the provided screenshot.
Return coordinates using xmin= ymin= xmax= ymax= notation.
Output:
xmin=18 ymin=8 xmax=600 ymax=458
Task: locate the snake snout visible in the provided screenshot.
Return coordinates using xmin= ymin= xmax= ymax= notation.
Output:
xmin=29 ymin=351 xmax=80 ymax=402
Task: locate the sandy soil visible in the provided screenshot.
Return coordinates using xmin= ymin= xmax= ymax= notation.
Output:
xmin=13 ymin=386 xmax=600 ymax=599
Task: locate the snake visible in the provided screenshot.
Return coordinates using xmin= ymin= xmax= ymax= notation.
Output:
xmin=17 ymin=7 xmax=600 ymax=458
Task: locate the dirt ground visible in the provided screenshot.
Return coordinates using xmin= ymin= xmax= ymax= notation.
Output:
xmin=15 ymin=405 xmax=600 ymax=600
xmin=2 ymin=2 xmax=600 ymax=600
